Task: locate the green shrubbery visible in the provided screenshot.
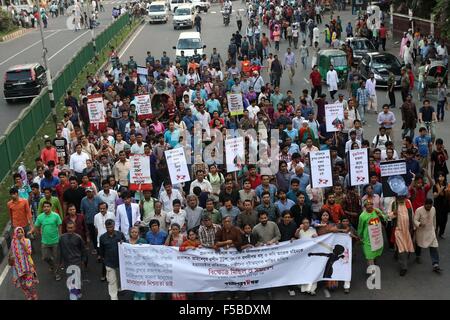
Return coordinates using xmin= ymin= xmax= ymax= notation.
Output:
xmin=0 ymin=8 xmax=18 ymax=36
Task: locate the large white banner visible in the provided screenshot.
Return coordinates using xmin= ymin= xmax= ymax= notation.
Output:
xmin=119 ymin=233 xmax=352 ymax=292
xmin=135 ymin=94 xmax=152 ymax=117
xmin=227 ymin=93 xmax=244 ymax=116
xmin=348 ymin=148 xmax=369 ymax=186
xmin=225 ymin=137 xmax=245 ymax=173
xmin=310 ymin=150 xmax=333 ymax=188
xmin=87 ymin=94 xmax=106 ymax=124
xmin=324 ymin=103 xmax=344 ymax=132
xmin=130 ymin=154 xmax=152 ymax=184
xmin=165 ymin=148 xmax=191 ymax=184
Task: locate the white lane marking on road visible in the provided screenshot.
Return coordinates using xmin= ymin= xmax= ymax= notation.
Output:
xmin=304 ymin=78 xmax=310 ymax=84
xmin=0 ymin=30 xmax=61 ymax=67
xmin=211 ymin=11 xmax=217 ymax=13
xmin=48 ymin=30 xmax=90 ymax=61
xmin=0 ymin=265 xmax=10 ymax=288
xmin=239 ymin=9 xmax=245 ymax=11
xmin=119 ymin=23 xmax=146 ymax=59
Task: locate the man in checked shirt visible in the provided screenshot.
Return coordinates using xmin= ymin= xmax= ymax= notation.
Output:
xmin=284 ymin=47 xmax=297 ymax=85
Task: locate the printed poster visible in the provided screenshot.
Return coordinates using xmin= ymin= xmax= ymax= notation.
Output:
xmin=309 ymin=150 xmax=333 ymax=189
xmin=348 ymin=148 xmax=369 ymax=186
xmin=130 ymin=154 xmax=152 ymax=185
xmin=379 ymin=160 xmax=408 ymax=197
xmin=135 ymin=94 xmax=152 ymax=117
xmin=165 ymin=147 xmax=191 ymax=184
xmin=227 ymin=93 xmax=244 ymax=116
xmin=137 ymin=66 xmax=148 ymax=85
xmin=119 ymin=233 xmax=352 ymax=292
xmin=87 ymin=94 xmax=106 ymax=124
xmin=324 ymin=103 xmax=344 ymax=132
xmin=225 ymin=137 xmax=245 ymax=173
xmin=368 ymin=223 xmax=383 ymax=251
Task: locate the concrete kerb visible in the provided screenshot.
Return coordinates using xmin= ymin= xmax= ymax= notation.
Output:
xmin=0 ymin=28 xmax=31 ymax=42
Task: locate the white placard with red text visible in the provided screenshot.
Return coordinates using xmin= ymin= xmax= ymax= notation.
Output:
xmin=310 ymin=150 xmax=333 ymax=189
xmin=130 ymin=154 xmax=152 ymax=185
xmin=165 ymin=147 xmax=191 ymax=184
xmin=348 ymin=148 xmax=369 ymax=186
xmin=87 ymin=94 xmax=106 ymax=124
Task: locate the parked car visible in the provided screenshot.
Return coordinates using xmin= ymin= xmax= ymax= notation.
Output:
xmin=172 ymin=4 xmax=195 ymax=30
xmin=357 ymin=52 xmax=402 ymax=87
xmin=346 ymin=37 xmax=376 ymax=65
xmin=173 ymin=31 xmax=206 ymax=58
xmin=191 ymin=0 xmax=210 ymax=12
xmin=3 ymin=63 xmax=47 ymax=102
xmin=148 ymin=1 xmax=169 ymax=23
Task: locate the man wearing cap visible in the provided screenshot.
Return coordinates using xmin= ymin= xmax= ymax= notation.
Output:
xmin=250 ymin=70 xmax=265 ymax=94
xmin=80 ymin=186 xmax=102 ymax=252
xmin=115 ymin=192 xmax=141 ymax=240
xmin=99 ymin=219 xmax=126 ymax=300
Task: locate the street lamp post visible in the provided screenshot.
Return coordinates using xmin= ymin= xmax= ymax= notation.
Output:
xmin=37 ymin=3 xmax=57 ymax=125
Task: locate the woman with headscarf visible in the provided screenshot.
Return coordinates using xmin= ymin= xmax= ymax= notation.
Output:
xmin=9 ymin=227 xmax=38 ymax=300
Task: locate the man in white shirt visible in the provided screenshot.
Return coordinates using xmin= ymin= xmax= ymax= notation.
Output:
xmin=94 ymin=202 xmax=116 ymax=247
xmin=345 ymin=130 xmax=362 ymax=153
xmin=159 ymin=181 xmax=185 ymax=211
xmin=326 ymin=65 xmax=338 ymax=100
xmin=70 ymin=144 xmax=90 ymax=180
xmin=365 ymin=73 xmax=377 ymax=113
xmin=292 ymin=109 xmax=305 ymax=130
xmin=97 ymin=180 xmax=118 ymax=214
xmin=189 ymin=169 xmax=213 ymax=195
xmin=114 ymin=132 xmax=128 ymax=155
xmin=247 ymin=100 xmax=260 ymax=121
xmin=115 ymin=192 xmax=141 ymax=240
xmin=372 ymin=126 xmax=390 ymax=151
xmin=165 ymin=199 xmax=187 ymax=232
xmin=130 ymin=133 xmax=147 ymax=154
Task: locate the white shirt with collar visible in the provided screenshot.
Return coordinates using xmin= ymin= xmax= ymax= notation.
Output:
xmin=115 ymin=203 xmax=141 ymax=240
xmin=97 ymin=189 xmax=119 ymax=214
xmin=94 ymin=211 xmax=116 ymax=246
xmin=189 ymin=179 xmax=213 ymax=194
xmin=69 ymin=151 xmax=90 ymax=173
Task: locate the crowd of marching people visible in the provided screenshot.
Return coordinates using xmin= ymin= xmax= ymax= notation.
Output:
xmin=5 ymin=0 xmax=450 ymax=300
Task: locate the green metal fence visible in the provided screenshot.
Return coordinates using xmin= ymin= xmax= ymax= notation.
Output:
xmin=0 ymin=13 xmax=130 ymax=183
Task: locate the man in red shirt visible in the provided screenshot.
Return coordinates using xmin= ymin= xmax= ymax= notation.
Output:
xmin=248 ymin=165 xmax=262 ymax=190
xmin=379 ymin=23 xmax=388 ymax=51
xmin=55 ymin=172 xmax=71 ymax=206
xmin=41 ymin=139 xmax=58 ymax=166
xmin=321 ymin=193 xmax=345 ymax=224
xmin=309 ymin=65 xmax=322 ymax=99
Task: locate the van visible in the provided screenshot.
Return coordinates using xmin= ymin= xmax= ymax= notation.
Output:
xmin=173 ymin=31 xmax=206 ymax=58
xmin=3 ymin=63 xmax=47 ymax=102
xmin=172 ymin=4 xmax=195 ymax=30
xmin=168 ymin=0 xmax=191 ymax=12
xmin=148 ymin=1 xmax=169 ymax=24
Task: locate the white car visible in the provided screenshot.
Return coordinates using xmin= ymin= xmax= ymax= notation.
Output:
xmin=191 ymin=0 xmax=210 ymax=12
xmin=148 ymin=1 xmax=169 ymax=24
xmin=172 ymin=4 xmax=195 ymax=30
xmin=173 ymin=31 xmax=206 ymax=58
xmin=168 ymin=0 xmax=191 ymax=12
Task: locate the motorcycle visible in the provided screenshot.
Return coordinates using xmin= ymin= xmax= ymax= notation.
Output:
xmin=222 ymin=10 xmax=230 ymax=26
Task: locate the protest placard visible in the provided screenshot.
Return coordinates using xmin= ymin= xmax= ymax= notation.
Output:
xmin=135 ymin=94 xmax=152 ymax=118
xmin=348 ymin=148 xmax=369 ymax=186
xmin=119 ymin=233 xmax=352 ymax=292
xmin=225 ymin=137 xmax=245 ymax=172
xmin=129 ymin=154 xmax=152 ymax=191
xmin=379 ymin=160 xmax=408 ymax=197
xmin=87 ymin=94 xmax=106 ymax=124
xmin=324 ymin=103 xmax=344 ymax=132
xmin=310 ymin=150 xmax=333 ymax=188
xmin=227 ymin=93 xmax=244 ymax=116
xmin=165 ymin=148 xmax=191 ymax=184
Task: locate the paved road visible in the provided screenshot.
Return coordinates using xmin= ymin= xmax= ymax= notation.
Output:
xmin=1 ymin=3 xmax=450 ymax=300
xmin=0 ymin=0 xmax=128 ymax=134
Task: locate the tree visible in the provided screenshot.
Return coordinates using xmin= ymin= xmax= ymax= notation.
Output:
xmin=433 ymin=0 xmax=450 ymax=40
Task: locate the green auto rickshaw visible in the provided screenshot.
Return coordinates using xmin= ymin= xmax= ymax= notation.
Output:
xmin=318 ymin=49 xmax=349 ymax=89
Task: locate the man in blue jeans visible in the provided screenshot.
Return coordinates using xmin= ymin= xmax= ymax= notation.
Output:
xmin=414 ymin=127 xmax=432 ymax=171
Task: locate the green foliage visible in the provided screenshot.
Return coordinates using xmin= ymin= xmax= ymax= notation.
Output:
xmin=0 ymin=8 xmax=17 ymax=34
xmin=433 ymin=0 xmax=450 ymax=40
